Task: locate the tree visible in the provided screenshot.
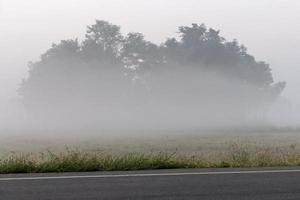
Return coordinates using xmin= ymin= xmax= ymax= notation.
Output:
xmin=19 ymin=20 xmax=285 ymax=127
xmin=159 ymin=24 xmax=282 ymax=90
xmin=19 ymin=21 xmax=130 ymax=116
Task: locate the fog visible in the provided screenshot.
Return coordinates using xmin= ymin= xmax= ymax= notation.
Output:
xmin=0 ymin=0 xmax=300 ymax=131
xmin=0 ymin=65 xmax=283 ymax=130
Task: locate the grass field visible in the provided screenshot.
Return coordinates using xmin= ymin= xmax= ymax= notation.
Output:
xmin=0 ymin=128 xmax=300 ymax=173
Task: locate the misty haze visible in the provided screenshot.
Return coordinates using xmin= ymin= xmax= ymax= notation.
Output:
xmin=1 ymin=3 xmax=300 ymax=197
xmin=1 ymin=20 xmax=288 ymax=130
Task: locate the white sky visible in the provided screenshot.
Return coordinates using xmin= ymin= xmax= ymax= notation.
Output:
xmin=0 ymin=0 xmax=300 ymax=103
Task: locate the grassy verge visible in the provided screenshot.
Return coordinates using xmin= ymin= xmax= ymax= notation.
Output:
xmin=1 ymin=143 xmax=300 ymax=174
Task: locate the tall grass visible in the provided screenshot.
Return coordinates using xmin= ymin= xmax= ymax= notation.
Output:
xmin=0 ymin=144 xmax=300 ymax=174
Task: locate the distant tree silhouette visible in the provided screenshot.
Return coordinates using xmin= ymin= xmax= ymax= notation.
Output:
xmin=19 ymin=20 xmax=285 ymax=124
xmin=19 ymin=21 xmax=129 ymax=113
xmin=161 ymin=24 xmax=276 ymax=88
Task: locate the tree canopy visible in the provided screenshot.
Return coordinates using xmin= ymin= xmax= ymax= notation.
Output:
xmin=19 ymin=20 xmax=286 ymax=127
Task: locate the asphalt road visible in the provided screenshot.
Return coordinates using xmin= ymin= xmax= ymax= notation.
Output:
xmin=1 ymin=168 xmax=300 ymax=200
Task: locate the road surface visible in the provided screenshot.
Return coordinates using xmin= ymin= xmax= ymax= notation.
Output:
xmin=1 ymin=168 xmax=300 ymax=199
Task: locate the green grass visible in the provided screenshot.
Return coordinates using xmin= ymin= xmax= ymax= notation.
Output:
xmin=1 ymin=129 xmax=300 ymax=173
xmin=1 ymin=143 xmax=300 ymax=174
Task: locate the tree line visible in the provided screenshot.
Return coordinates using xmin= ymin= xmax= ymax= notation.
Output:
xmin=19 ymin=20 xmax=285 ymax=123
